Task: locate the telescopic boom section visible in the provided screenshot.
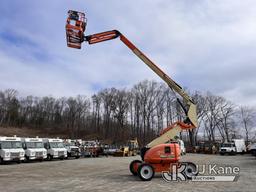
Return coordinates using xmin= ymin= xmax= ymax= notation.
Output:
xmin=84 ymin=30 xmax=198 ymax=129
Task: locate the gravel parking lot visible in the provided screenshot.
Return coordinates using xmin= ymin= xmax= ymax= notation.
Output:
xmin=0 ymin=154 xmax=255 ymax=192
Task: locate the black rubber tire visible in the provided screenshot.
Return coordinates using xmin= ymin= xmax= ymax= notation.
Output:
xmin=137 ymin=163 xmax=155 ymax=181
xmin=0 ymin=157 xmax=3 ymax=164
xmin=47 ymin=155 xmax=53 ymax=161
xmin=129 ymin=160 xmax=142 ymax=176
xmin=25 ymin=155 xmax=30 ymax=163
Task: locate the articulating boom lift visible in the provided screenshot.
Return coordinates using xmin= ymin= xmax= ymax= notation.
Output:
xmin=66 ymin=10 xmax=198 ymax=181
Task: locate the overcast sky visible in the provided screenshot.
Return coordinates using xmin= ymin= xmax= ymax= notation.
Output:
xmin=0 ymin=1 xmax=256 ymax=106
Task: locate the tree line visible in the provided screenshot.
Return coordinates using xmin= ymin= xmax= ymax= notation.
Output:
xmin=0 ymin=80 xmax=255 ymax=146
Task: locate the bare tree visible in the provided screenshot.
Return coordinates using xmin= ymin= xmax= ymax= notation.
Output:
xmin=92 ymin=94 xmax=102 ymax=134
xmin=202 ymin=92 xmax=224 ymax=142
xmin=165 ymin=88 xmax=176 ymax=126
xmin=99 ymin=88 xmax=116 ymax=139
xmin=239 ymin=106 xmax=255 ymax=144
xmin=2 ymin=81 xmax=255 ymax=146
xmin=215 ymin=99 xmax=235 ymax=142
xmin=132 ymin=80 xmax=165 ymax=145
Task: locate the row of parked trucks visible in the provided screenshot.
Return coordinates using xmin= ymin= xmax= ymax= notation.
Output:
xmin=2 ymin=135 xmax=253 ymax=165
xmin=187 ymin=139 xmax=256 ymax=156
xmin=0 ymin=137 xmax=144 ymax=164
xmin=0 ymin=136 xmax=72 ymax=164
xmin=0 ymin=135 xmax=187 ymax=164
xmin=0 ymin=136 xmax=143 ymax=164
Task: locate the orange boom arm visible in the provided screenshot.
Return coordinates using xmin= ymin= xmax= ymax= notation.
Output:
xmin=66 ymin=10 xmax=200 ymax=181
xmin=66 ymin=11 xmax=198 ymax=147
xmin=84 ymin=30 xmax=198 ymax=129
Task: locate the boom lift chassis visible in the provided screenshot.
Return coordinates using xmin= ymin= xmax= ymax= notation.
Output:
xmin=66 ymin=10 xmax=198 ymax=181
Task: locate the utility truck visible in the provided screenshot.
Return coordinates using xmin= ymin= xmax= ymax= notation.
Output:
xmin=219 ymin=139 xmax=246 ymax=155
xmin=22 ymin=137 xmax=47 ymax=161
xmin=43 ymin=138 xmax=67 ymax=160
xmin=248 ymin=143 xmax=256 ymax=156
xmin=64 ymin=139 xmax=80 ymax=159
xmin=0 ymin=136 xmax=25 ymax=164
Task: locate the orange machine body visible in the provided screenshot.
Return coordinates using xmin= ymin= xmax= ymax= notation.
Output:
xmin=140 ymin=143 xmax=180 ymax=173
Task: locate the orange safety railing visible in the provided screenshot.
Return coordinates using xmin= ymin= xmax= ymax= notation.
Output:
xmin=66 ymin=10 xmax=86 ymax=49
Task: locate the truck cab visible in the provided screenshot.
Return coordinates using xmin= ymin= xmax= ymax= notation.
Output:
xmin=22 ymin=138 xmax=47 ymax=161
xmin=219 ymin=139 xmax=246 ymax=155
xmin=43 ymin=138 xmax=67 ymax=160
xmin=0 ymin=136 xmax=25 ymax=164
xmin=64 ymin=139 xmax=80 ymax=159
xmin=83 ymin=140 xmax=101 ymax=157
xmin=248 ymin=143 xmax=256 ymax=156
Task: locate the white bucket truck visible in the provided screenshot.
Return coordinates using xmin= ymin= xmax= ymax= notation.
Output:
xmin=22 ymin=137 xmax=47 ymax=161
xmin=219 ymin=139 xmax=246 ymax=155
xmin=0 ymin=136 xmax=25 ymax=164
xmin=43 ymin=138 xmax=67 ymax=160
xmin=64 ymin=139 xmax=81 ymax=159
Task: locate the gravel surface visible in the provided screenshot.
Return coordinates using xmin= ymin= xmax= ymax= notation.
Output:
xmin=0 ymin=154 xmax=255 ymax=192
